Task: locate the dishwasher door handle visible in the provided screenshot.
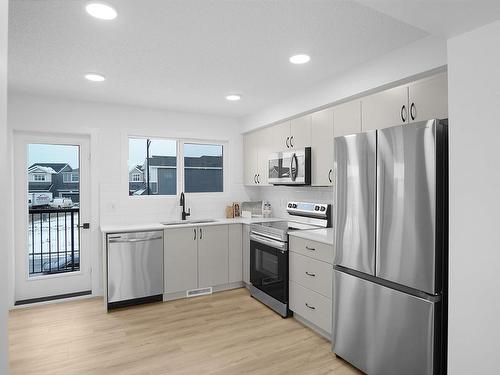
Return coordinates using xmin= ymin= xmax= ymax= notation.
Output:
xmin=108 ymin=236 xmax=162 ymax=243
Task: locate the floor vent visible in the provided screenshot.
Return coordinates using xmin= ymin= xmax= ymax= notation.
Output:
xmin=186 ymin=287 xmax=212 ymax=298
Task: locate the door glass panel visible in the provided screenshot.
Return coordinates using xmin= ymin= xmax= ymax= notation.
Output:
xmin=250 ymin=241 xmax=287 ymax=303
xmin=27 ymin=144 xmax=80 ymax=276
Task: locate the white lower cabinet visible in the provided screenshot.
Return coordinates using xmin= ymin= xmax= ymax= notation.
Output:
xmin=164 ymin=223 xmax=243 ymax=300
xmin=164 ymin=227 xmax=198 ymax=294
xmin=242 ymin=224 xmax=250 ymax=285
xmin=289 ymin=235 xmax=334 ymax=337
xmin=228 ymin=224 xmax=243 ymax=283
xmin=198 ymin=225 xmax=229 ymax=288
xmin=289 ymin=281 xmax=332 ymax=334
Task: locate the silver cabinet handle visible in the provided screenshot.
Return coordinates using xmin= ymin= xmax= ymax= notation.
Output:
xmin=290 ymin=136 xmax=294 ymax=148
xmin=194 ymin=228 xmax=196 ymax=240
xmin=254 ymin=174 xmax=257 ymax=184
xmin=305 ymin=271 xmax=316 ymax=277
xmin=401 ymin=104 xmax=407 ymax=123
xmin=286 ymin=137 xmax=290 ymax=148
xmin=199 ymin=228 xmax=202 ymax=240
xmin=328 ymin=169 xmax=332 ymax=183
xmin=305 ymin=246 xmax=316 ymax=251
xmin=305 ymin=302 xmax=316 ymax=310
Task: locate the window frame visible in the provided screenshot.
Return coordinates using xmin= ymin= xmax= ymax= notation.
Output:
xmin=33 ymin=173 xmax=46 ymax=182
xmin=126 ymin=135 xmax=228 ymax=199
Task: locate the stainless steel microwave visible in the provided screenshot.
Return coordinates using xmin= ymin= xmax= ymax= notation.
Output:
xmin=268 ymin=147 xmax=311 ymax=185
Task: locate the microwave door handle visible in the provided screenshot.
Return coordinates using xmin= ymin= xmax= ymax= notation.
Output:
xmin=290 ymin=153 xmax=298 ymax=181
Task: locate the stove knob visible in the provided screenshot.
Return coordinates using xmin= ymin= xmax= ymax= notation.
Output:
xmin=314 ymin=206 xmax=320 ymax=211
xmin=320 ymin=206 xmax=326 ymax=212
xmin=288 ymin=203 xmax=292 ymax=208
xmin=292 ymin=204 xmax=297 ymax=209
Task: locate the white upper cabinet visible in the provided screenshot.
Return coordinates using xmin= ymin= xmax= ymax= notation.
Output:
xmin=408 ymin=72 xmax=448 ymax=123
xmin=269 ymin=120 xmax=291 ymax=151
xmin=244 ymin=131 xmax=259 ymax=185
xmin=311 ymin=108 xmax=334 ymax=186
xmin=362 ymin=72 xmax=448 ymax=131
xmin=290 ymin=114 xmax=312 ymax=149
xmin=362 ymin=85 xmax=409 ymax=131
xmin=334 ymin=100 xmax=362 ymax=137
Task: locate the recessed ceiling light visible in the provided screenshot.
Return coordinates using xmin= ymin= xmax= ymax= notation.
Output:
xmin=289 ymin=54 xmax=311 ymax=64
xmin=85 ymin=2 xmax=117 ymax=20
xmin=225 ymin=94 xmax=241 ymax=101
xmin=85 ymin=73 xmax=106 ymax=82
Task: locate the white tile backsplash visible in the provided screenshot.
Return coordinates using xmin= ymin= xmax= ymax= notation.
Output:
xmin=246 ymin=185 xmax=334 ymax=219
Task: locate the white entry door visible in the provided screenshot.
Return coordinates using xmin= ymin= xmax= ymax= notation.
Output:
xmin=14 ymin=133 xmax=92 ymax=304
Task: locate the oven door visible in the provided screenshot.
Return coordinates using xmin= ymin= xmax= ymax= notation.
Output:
xmin=250 ymin=234 xmax=288 ymax=304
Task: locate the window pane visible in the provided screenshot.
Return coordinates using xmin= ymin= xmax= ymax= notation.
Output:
xmin=128 ymin=138 xmax=177 ymax=196
xmin=184 ymin=143 xmax=223 ymax=193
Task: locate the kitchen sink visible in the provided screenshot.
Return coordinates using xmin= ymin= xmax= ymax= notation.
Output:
xmin=161 ymin=219 xmax=218 ymax=226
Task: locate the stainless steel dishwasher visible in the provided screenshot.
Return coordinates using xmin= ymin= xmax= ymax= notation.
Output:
xmin=106 ymin=230 xmax=164 ymax=309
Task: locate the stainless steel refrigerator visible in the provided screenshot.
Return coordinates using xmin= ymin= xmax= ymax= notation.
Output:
xmin=332 ymin=119 xmax=448 ymax=375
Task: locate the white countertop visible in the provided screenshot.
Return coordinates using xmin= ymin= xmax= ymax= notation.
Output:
xmin=289 ymin=228 xmax=334 ymax=245
xmin=100 ymin=217 xmax=282 ymax=234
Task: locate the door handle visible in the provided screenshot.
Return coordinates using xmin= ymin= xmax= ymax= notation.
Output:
xmin=289 ymin=136 xmax=294 ymax=148
xmin=199 ymin=228 xmax=202 ymax=240
xmin=410 ymin=102 xmax=416 ymax=121
xmin=194 ymin=228 xmax=196 ymax=240
xmin=290 ymin=153 xmax=298 ymax=181
xmin=78 ymin=223 xmax=90 ymax=229
xmin=305 ymin=271 xmax=316 ymax=277
xmin=286 ymin=137 xmax=290 ymax=148
xmin=305 ymin=302 xmax=316 ymax=310
xmin=401 ymin=105 xmax=407 ymax=123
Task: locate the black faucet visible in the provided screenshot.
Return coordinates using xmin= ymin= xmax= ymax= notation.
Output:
xmin=180 ymin=192 xmax=190 ymax=220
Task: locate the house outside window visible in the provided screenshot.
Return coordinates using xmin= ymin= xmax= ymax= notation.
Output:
xmin=132 ymin=173 xmax=141 ymax=182
xmin=63 ymin=173 xmax=79 ymax=183
xmin=33 ymin=174 xmax=46 ymax=181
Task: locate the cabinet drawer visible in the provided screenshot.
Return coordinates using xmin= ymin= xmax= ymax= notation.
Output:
xmin=289 ymin=281 xmax=332 ymax=334
xmin=290 ymin=251 xmax=332 ymax=298
xmin=289 ymin=236 xmax=334 ymax=264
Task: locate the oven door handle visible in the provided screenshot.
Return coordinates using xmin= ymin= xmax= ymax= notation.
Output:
xmin=250 ymin=233 xmax=287 ymax=251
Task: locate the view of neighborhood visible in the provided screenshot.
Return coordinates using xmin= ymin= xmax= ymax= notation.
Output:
xmin=27 ymin=144 xmax=80 ymax=276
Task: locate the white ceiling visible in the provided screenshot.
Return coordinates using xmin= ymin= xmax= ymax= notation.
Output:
xmin=7 ymin=1 xmax=500 ymax=118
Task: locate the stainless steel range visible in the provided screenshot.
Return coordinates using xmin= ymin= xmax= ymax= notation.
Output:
xmin=249 ymin=202 xmax=331 ymax=317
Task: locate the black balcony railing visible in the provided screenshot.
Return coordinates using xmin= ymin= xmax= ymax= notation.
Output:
xmin=28 ymin=208 xmax=80 ymax=276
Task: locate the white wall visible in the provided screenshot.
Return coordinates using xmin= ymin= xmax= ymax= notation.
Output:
xmin=8 ymin=91 xmax=249 ymax=300
xmin=242 ymin=35 xmax=447 ymax=133
xmin=0 ymin=0 xmax=8 ymax=372
xmin=447 ymin=20 xmax=500 ymax=374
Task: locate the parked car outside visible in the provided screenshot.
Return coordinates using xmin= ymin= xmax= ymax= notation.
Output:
xmin=50 ymin=198 xmax=73 ymax=209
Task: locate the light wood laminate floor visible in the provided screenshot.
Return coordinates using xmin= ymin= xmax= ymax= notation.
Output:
xmin=9 ymin=288 xmax=362 ymax=375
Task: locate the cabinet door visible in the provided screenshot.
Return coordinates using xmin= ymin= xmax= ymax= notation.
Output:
xmin=164 ymin=227 xmax=198 ymax=293
xmin=242 ymin=224 xmax=250 ymax=284
xmin=311 ymin=108 xmax=334 ymax=186
xmin=198 ymin=225 xmax=229 ymax=288
xmin=256 ymin=126 xmax=273 ymax=186
xmin=362 ymin=85 xmax=408 ymax=131
xmin=244 ymin=132 xmax=258 ymax=185
xmin=290 ymin=114 xmax=312 ymax=149
xmin=408 ymin=72 xmax=448 ymax=123
xmin=334 ymin=100 xmax=362 ymax=137
xmin=269 ymin=120 xmax=291 ymax=151
xmin=228 ymin=224 xmax=243 ymax=283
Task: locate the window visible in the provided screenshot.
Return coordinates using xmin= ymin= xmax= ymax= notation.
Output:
xmin=128 ymin=138 xmax=177 ymax=196
xmin=33 ymin=174 xmax=46 ymax=181
xmin=63 ymin=173 xmax=79 ymax=183
xmin=184 ymin=143 xmax=223 ymax=193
